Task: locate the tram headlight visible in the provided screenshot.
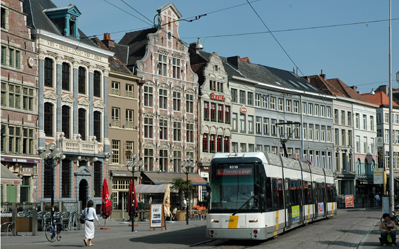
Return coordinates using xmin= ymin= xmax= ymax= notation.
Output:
xmin=249 ymin=218 xmax=258 ymax=223
xmin=210 ymin=219 xmax=219 ymax=223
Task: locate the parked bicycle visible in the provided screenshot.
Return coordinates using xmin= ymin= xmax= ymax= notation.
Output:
xmin=44 ymin=218 xmax=63 ymax=242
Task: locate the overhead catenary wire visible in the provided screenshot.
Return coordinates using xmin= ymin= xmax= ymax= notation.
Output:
xmin=245 ymin=0 xmax=303 ymax=76
xmin=103 ymin=0 xmax=152 ymax=26
xmin=120 ymin=0 xmax=153 ymax=24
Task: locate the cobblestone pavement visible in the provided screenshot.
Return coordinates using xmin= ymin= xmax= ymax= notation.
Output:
xmin=0 ymin=209 xmax=386 ymax=249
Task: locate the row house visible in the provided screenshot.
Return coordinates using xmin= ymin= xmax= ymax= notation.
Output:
xmin=24 ymin=0 xmax=113 ymax=210
xmin=117 ymin=3 xmax=204 ymax=207
xmin=91 ymin=35 xmax=141 ymax=219
xmin=1 ymin=0 xmax=39 ymax=204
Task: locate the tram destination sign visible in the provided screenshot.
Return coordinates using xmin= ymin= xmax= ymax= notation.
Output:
xmin=216 ymin=168 xmax=252 ymax=176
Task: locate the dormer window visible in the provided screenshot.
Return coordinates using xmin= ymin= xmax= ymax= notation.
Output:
xmin=44 ymin=5 xmax=81 ymax=39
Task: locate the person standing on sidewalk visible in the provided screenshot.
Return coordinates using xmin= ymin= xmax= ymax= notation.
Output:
xmin=83 ymin=200 xmax=101 ymax=247
xmin=379 ymin=213 xmax=397 ymax=246
xmin=375 ymin=193 xmax=381 ymax=207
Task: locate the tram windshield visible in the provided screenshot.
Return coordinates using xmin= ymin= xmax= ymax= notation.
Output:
xmin=210 ymin=163 xmax=261 ymax=213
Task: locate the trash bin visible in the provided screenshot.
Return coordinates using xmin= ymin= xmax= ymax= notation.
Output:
xmin=176 ymin=211 xmax=186 ymax=221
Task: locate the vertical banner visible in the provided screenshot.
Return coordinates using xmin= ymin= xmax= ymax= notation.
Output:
xmin=345 ymin=195 xmax=354 ymax=208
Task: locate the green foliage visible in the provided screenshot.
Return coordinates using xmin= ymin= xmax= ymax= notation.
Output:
xmin=171 ymin=177 xmax=195 ymax=208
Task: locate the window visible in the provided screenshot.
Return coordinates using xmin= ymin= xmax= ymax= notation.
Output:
xmin=44 ymin=58 xmax=53 ymax=87
xmin=262 ymin=95 xmax=268 ymax=108
xmin=240 ymin=114 xmax=246 ymax=133
xmin=159 ymin=119 xmax=167 ymax=140
xmin=385 ymin=129 xmax=389 ymax=143
xmin=111 ymin=81 xmax=120 ymax=95
xmin=158 ymin=54 xmax=167 ymax=76
xmin=217 ymin=135 xmax=223 ymax=152
xmin=256 ymin=117 xmax=262 ymax=134
xmin=210 ymin=135 xmax=215 ymax=153
xmin=204 ymin=101 xmax=209 ymax=121
xmin=334 ymin=109 xmax=339 ymax=124
xmin=1 ymin=8 xmax=6 ymax=29
xmin=341 ymin=111 xmax=345 ymax=125
xmin=126 ymin=141 xmax=134 ymax=160
xmin=78 ymin=67 xmax=86 ymax=94
xmin=240 ymin=143 xmax=246 ymax=152
xmin=209 ymin=80 xmax=216 ymax=91
xmin=44 ymin=102 xmax=53 ymax=137
xmin=186 ymin=123 xmax=194 ymax=143
xmin=377 ymin=113 xmax=381 ymax=123
xmin=144 ymin=86 xmax=153 ymax=107
xmin=217 ymin=82 xmax=223 ymax=92
xmin=356 ymin=136 xmax=360 ymax=153
xmin=159 ymin=149 xmax=168 ymax=171
xmin=327 ymin=106 xmax=331 ymax=118
xmin=327 ymin=127 xmax=331 ymax=142
xmin=211 ymin=103 xmax=216 ymax=121
xmin=232 ymin=142 xmax=238 ymax=153
xmin=172 ymin=58 xmax=180 ymax=79
xmin=347 ymin=112 xmax=352 ymax=126
xmin=341 ymin=129 xmax=346 ymax=146
xmin=270 ymin=97 xmax=276 ymax=110
xmin=144 ymin=118 xmax=153 ymax=138
xmin=231 ymin=88 xmax=238 ymax=103
xmin=295 ymin=124 xmax=300 ymax=138
xmin=363 ymin=115 xmax=367 ymax=130
xmin=356 ymin=113 xmax=360 ymax=128
xmin=22 ymin=87 xmax=34 ymax=111
xmin=62 ymin=106 xmax=70 ymax=139
xmin=286 ymin=100 xmax=292 ymax=112
xmin=9 ymin=48 xmax=13 ymax=67
xmin=248 ymin=116 xmax=254 ymax=134
xmin=370 ymin=116 xmax=374 ymax=131
xmin=248 ymin=144 xmax=254 ymax=152
xmin=308 ymin=103 xmax=313 ymax=115
xmin=186 ymin=94 xmax=194 ymax=113
xmin=93 ymin=161 xmax=102 ymax=197
xmin=22 ymin=128 xmax=34 ymax=154
xmin=61 ymin=159 xmax=71 ymax=198
xmin=315 ymin=104 xmax=319 ymax=116
xmin=218 ymin=104 xmax=224 ymax=123
xmin=315 ymin=125 xmax=320 ymax=141
xmin=294 ymin=101 xmax=299 ymax=113
xmin=247 ymin=92 xmax=253 ymax=105
xmin=225 ymin=106 xmax=231 ymax=124
xmin=8 ymin=126 xmax=21 ymax=153
xmin=112 ymin=140 xmax=120 ymax=163
xmin=62 ymin=63 xmax=70 ymax=91
xmin=302 ymin=102 xmax=307 ymax=114
xmin=173 ymin=150 xmax=181 ymax=172
xmin=144 ymin=148 xmax=154 ymax=171
xmin=240 ymin=90 xmax=246 ymax=104
xmin=309 ymin=124 xmax=314 ymax=140
xmin=156 ymin=88 xmax=166 ymax=109
xmin=263 ymin=118 xmax=269 ymax=135
xmin=43 ymin=162 xmax=52 ymax=198
xmin=1 ymin=46 xmax=6 ymax=65
xmin=224 ymin=137 xmax=230 ymax=152
xmin=255 ymin=94 xmax=261 ymax=106
xmin=320 ymin=105 xmax=325 ymax=116
xmin=363 ymin=136 xmax=367 ymax=153
xmin=111 ymin=107 xmax=120 ymax=127
xmin=126 ymin=84 xmax=134 ymax=98
xmin=278 ymin=99 xmax=283 ymax=111
xmin=271 ymin=119 xmax=277 ymax=136
xmin=371 ymin=138 xmax=375 ymax=154
xmin=173 ymin=121 xmax=181 ymax=141
xmin=8 ymin=84 xmax=21 ymax=108
xmin=126 ymin=109 xmax=134 ymax=128
xmin=203 ymin=134 xmax=208 ymax=152
xmin=93 ymin=71 xmax=101 ymax=97
xmin=303 ymin=123 xmax=307 ymax=140
xmin=173 ymin=91 xmax=181 ymax=111
xmin=78 ymin=108 xmax=86 ymax=140
xmin=232 ymin=113 xmax=238 ymax=131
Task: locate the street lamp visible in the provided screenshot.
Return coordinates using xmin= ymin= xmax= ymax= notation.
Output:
xmin=126 ymin=152 xmax=143 ymax=232
xmin=181 ymin=156 xmax=195 ymax=225
xmin=38 ymin=143 xmax=63 ymax=221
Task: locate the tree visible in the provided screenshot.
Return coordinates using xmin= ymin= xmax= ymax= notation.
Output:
xmin=171 ymin=177 xmax=195 ymax=210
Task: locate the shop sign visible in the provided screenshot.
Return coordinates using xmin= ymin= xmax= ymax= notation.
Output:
xmin=211 ymin=93 xmax=225 ymax=101
xmin=202 ymin=166 xmax=210 ymax=170
xmin=1 ymin=157 xmax=40 ymax=164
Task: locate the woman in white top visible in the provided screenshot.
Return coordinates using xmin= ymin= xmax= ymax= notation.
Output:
xmin=83 ymin=200 xmax=100 ymax=247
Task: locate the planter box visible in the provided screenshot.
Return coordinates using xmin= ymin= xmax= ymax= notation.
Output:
xmin=176 ymin=211 xmax=186 ymax=221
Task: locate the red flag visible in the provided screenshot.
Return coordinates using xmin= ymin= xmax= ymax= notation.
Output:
xmin=101 ymin=179 xmax=112 ymax=219
xmin=127 ymin=181 xmax=139 ymax=217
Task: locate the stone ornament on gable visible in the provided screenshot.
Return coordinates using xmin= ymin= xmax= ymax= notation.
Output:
xmin=93 ymin=100 xmax=105 ymax=110
xmin=217 ymin=127 xmax=224 ymax=135
xmin=186 ymin=146 xmax=195 ymax=152
xmin=224 ymin=128 xmax=231 ymax=137
xmin=78 ymin=97 xmax=90 ymax=106
xmin=61 ymin=94 xmax=74 ymax=104
xmin=173 ymin=145 xmax=183 ymax=151
xmin=159 ymin=144 xmax=169 ymax=150
xmin=202 ymin=125 xmax=209 ymax=134
xmin=210 ymin=126 xmax=217 ymax=135
xmin=143 ymin=143 xmax=155 ymax=149
xmin=143 ymin=111 xmax=155 ymax=118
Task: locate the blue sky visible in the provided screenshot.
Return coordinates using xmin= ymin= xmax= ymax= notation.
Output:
xmin=53 ymin=0 xmax=399 ymax=94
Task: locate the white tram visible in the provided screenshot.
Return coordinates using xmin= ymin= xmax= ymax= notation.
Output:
xmin=206 ymin=152 xmax=337 ymax=240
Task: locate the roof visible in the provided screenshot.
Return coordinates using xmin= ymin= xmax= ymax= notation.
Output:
xmin=326 ymin=78 xmax=370 ymax=102
xmin=23 ymin=0 xmax=97 ymax=48
xmin=90 ymin=37 xmax=133 ymax=75
xmin=118 ymin=28 xmax=158 ymax=68
xmin=142 ymin=172 xmax=207 ymax=186
xmin=1 ymin=165 xmax=22 ymax=184
xmin=362 ymin=91 xmax=399 ymax=107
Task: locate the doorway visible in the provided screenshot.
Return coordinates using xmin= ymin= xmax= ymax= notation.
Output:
xmin=79 ymin=179 xmax=88 ymax=209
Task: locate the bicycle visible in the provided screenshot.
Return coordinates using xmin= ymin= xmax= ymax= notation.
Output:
xmin=45 ymin=218 xmax=63 ymax=242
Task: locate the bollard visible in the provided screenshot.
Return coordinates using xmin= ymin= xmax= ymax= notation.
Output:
xmin=32 ymin=205 xmax=38 ymax=236
xmin=11 ymin=203 xmax=17 ymax=236
xmin=77 ymin=201 xmax=82 ymax=230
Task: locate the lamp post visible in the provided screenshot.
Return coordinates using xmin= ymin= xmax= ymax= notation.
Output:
xmin=126 ymin=152 xmax=143 ymax=232
xmin=181 ymin=156 xmax=195 ymax=225
xmin=38 ymin=143 xmax=63 ymax=221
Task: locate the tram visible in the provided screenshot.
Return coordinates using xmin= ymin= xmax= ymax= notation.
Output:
xmin=206 ymin=152 xmax=337 ymax=240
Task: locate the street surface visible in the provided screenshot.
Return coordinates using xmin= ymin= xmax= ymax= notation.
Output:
xmin=0 ymin=209 xmax=388 ymax=249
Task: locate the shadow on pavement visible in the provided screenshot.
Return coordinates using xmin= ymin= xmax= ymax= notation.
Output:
xmin=130 ymin=226 xmax=207 ymax=245
xmin=320 ymin=241 xmax=359 ymax=247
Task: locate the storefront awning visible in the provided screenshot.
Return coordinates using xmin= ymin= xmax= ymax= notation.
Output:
xmin=142 ymin=172 xmax=207 ymax=186
xmin=135 ymin=184 xmax=177 ymax=194
xmin=1 ymin=165 xmax=22 ymax=185
xmin=110 ymin=170 xmax=140 ymax=178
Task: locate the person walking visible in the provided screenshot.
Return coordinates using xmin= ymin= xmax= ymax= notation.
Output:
xmin=183 ymin=199 xmax=187 ymax=211
xmin=83 ymin=200 xmax=100 ymax=247
xmin=375 ymin=193 xmax=381 ymax=207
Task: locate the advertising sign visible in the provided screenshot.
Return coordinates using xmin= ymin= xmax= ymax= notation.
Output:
xmin=292 ymin=205 xmax=300 ymax=221
xmin=216 ymin=168 xmax=252 ymax=176
xmin=149 ymin=203 xmax=166 ymax=231
xmin=345 ymin=195 xmax=354 ymax=208
xmin=373 ymin=168 xmax=384 ymax=184
xmin=318 ymin=202 xmax=324 ymax=214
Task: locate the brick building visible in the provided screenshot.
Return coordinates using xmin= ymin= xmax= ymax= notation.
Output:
xmin=1 ymin=0 xmax=39 ymax=204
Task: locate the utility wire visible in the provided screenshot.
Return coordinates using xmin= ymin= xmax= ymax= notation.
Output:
xmin=121 ymin=0 xmax=153 ymax=24
xmin=246 ymin=0 xmax=303 ymax=76
xmin=103 ymin=0 xmax=152 ymax=26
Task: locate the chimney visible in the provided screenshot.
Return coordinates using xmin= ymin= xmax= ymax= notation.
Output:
xmin=102 ymin=33 xmax=115 ymax=48
xmin=227 ymin=56 xmax=240 ymax=69
xmin=320 ymin=69 xmax=326 ymax=79
xmin=350 ymin=86 xmax=357 ymax=92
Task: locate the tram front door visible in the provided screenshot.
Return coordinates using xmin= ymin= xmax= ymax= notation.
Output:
xmin=285 ymin=179 xmax=292 ymax=228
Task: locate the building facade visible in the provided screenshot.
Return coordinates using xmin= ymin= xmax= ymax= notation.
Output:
xmin=1 ymin=0 xmax=39 ymax=204
xmin=24 ymin=0 xmax=113 ymax=210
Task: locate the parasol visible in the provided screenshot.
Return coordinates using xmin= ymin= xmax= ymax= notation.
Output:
xmin=101 ymin=179 xmax=112 ymax=229
xmin=163 ymin=184 xmax=171 ymax=217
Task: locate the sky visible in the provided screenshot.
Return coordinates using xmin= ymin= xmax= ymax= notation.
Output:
xmin=52 ymin=0 xmax=399 ymax=95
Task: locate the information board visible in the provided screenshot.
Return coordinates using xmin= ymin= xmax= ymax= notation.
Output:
xmin=345 ymin=195 xmax=354 ymax=208
xmin=373 ymin=168 xmax=384 ymax=184
xmin=149 ymin=203 xmax=166 ymax=231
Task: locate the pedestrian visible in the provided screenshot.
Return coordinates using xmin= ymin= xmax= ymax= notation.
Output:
xmin=183 ymin=199 xmax=187 ymax=211
xmin=375 ymin=193 xmax=380 ymax=207
xmin=379 ymin=213 xmax=397 ymax=246
xmin=83 ymin=200 xmax=100 ymax=247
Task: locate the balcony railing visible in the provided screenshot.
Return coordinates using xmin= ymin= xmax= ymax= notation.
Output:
xmin=111 ymin=119 xmax=121 ymax=127
xmin=125 ymin=121 xmax=134 ymax=129
xmin=111 ymin=88 xmax=120 ymax=96
xmin=125 ymin=91 xmax=134 ymax=98
xmin=59 ymin=134 xmax=101 ymax=154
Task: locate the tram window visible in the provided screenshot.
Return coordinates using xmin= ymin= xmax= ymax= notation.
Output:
xmin=313 ymin=182 xmax=318 ymax=203
xmin=272 ymin=179 xmax=278 ymax=210
xmin=321 ymin=183 xmax=326 ymax=202
xmin=297 ymin=180 xmax=303 ymax=205
xmin=272 ymin=178 xmax=284 ymax=210
xmin=265 ymin=177 xmax=272 ymax=211
xmin=289 ymin=180 xmax=297 ymax=206
xmin=304 ymin=181 xmax=310 ymax=205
